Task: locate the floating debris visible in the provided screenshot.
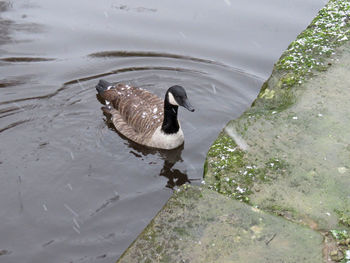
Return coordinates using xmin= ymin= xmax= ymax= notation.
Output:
xmin=179 ymin=31 xmax=186 ymax=38
xmin=73 ymin=217 xmax=80 ymax=229
xmin=64 ymin=203 xmax=79 ymax=217
xmin=73 ymin=226 xmax=81 ymax=234
xmin=211 ymin=84 xmax=217 ymax=94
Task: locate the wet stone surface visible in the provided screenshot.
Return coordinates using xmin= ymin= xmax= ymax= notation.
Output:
xmin=117 ymin=186 xmax=323 ymax=263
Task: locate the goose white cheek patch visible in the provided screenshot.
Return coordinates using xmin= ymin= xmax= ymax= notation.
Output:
xmin=168 ymin=92 xmax=179 ymax=106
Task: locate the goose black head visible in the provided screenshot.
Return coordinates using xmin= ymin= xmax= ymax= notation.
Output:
xmin=166 ymin=85 xmax=195 ymax=112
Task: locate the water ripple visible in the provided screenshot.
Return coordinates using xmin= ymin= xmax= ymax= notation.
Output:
xmin=0 ymin=57 xmax=55 ymax=62
xmin=0 ymin=119 xmax=31 ymax=133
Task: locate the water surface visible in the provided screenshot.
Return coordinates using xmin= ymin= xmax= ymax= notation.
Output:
xmin=0 ymin=0 xmax=324 ymax=262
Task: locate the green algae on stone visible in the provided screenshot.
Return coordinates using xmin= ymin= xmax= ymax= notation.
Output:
xmin=277 ymin=0 xmax=350 ymax=82
xmin=205 ymin=0 xmax=350 ymax=230
xmin=204 ymin=133 xmax=252 ymax=202
xmin=336 ymin=209 xmax=350 ymax=228
xmin=204 ymin=132 xmax=289 ymax=203
xmin=252 ymin=0 xmax=350 ymax=112
xmin=117 ymin=186 xmax=323 ymax=263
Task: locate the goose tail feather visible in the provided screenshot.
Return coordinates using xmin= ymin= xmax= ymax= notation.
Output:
xmin=96 ymin=79 xmax=113 ymax=94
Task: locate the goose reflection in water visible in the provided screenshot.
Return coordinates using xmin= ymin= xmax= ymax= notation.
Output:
xmin=102 ymin=110 xmax=192 ymax=189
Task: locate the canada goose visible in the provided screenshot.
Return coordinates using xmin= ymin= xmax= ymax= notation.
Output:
xmin=96 ymin=80 xmax=195 ymax=150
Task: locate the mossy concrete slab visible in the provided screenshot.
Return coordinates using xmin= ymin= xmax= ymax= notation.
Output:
xmin=117 ymin=186 xmax=322 ymax=263
xmin=204 ymin=0 xmax=350 ymax=233
xmin=205 ymin=46 xmax=350 ymax=231
xmin=204 ymin=1 xmax=350 ymax=259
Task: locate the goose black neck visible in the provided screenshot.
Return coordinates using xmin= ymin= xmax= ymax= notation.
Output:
xmin=161 ymin=100 xmax=180 ymax=134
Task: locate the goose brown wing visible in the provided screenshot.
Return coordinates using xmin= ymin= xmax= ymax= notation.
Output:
xmin=106 ymin=85 xmax=164 ymax=144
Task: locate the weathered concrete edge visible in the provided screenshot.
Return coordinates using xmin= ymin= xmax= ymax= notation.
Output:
xmin=204 ymin=0 xmax=350 ymax=201
xmin=117 ymin=185 xmax=324 ymax=263
xmin=204 ymin=0 xmax=350 ymax=260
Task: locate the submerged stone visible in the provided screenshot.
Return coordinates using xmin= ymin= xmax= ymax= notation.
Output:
xmin=117 ymin=186 xmax=322 ymax=263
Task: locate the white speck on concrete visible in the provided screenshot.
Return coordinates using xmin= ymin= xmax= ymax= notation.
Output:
xmin=338 ymin=167 xmax=348 ymax=174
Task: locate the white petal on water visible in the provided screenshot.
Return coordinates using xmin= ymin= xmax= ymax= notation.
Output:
xmin=73 ymin=218 xmax=80 ymax=229
xmin=179 ymin=31 xmax=186 ymax=38
xmin=189 ymin=163 xmax=196 ymax=172
xmin=43 ymin=204 xmax=48 ymax=211
xmin=70 ymin=151 xmax=74 ymax=160
xmin=104 ymin=11 xmax=109 ymax=18
xmin=77 ymin=80 xmax=85 ymax=91
xmin=211 ymin=84 xmax=217 ymax=94
xmin=73 ymin=226 xmax=81 ymax=234
xmin=64 ymin=203 xmax=79 ymax=217
xmin=67 ymin=183 xmax=73 ymax=190
xmin=224 ymin=0 xmax=231 ymax=6
xmin=292 ymin=116 xmax=298 ymax=120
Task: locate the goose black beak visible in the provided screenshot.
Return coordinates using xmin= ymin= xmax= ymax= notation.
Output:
xmin=182 ymin=98 xmax=195 ymax=112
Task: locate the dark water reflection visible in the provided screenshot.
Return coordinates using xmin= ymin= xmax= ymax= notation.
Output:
xmin=0 ymin=0 xmax=324 ymax=262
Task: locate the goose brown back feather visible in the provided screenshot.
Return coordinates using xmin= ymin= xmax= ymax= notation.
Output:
xmin=100 ymin=84 xmax=165 ymax=146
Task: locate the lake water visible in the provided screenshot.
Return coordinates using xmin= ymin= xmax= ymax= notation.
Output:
xmin=0 ymin=0 xmax=325 ymax=262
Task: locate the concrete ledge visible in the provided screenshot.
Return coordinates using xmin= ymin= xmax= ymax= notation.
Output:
xmin=117 ymin=186 xmax=323 ymax=263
